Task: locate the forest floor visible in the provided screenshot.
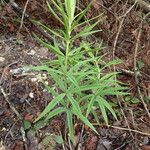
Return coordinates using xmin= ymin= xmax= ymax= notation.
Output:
xmin=0 ymin=0 xmax=150 ymax=150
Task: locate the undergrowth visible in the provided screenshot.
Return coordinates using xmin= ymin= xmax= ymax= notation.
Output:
xmin=31 ymin=0 xmax=128 ymax=143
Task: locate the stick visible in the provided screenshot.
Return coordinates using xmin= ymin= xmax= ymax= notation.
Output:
xmin=110 ymin=125 xmax=150 ymax=136
xmin=0 ymin=87 xmax=22 ymax=120
xmin=19 ymin=0 xmax=30 ymax=31
xmin=133 ymin=20 xmax=150 ymax=119
xmin=130 ymin=0 xmax=150 ymax=14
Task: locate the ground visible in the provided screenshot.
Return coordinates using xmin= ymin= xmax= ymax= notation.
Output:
xmin=0 ymin=0 xmax=150 ymax=150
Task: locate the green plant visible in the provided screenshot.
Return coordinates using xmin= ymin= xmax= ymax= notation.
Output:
xmin=125 ymin=96 xmax=140 ymax=106
xmin=32 ymin=0 xmax=127 ymax=142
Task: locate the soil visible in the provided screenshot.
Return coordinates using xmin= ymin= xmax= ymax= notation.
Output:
xmin=0 ymin=0 xmax=150 ymax=150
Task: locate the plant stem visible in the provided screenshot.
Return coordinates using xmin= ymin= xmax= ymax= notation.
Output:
xmin=65 ymin=40 xmax=70 ymax=69
xmin=65 ymin=24 xmax=72 ymax=70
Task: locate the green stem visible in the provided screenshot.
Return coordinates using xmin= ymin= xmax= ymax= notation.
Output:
xmin=64 ymin=24 xmax=72 ymax=108
xmin=65 ymin=40 xmax=70 ymax=69
xmin=65 ymin=24 xmax=72 ymax=71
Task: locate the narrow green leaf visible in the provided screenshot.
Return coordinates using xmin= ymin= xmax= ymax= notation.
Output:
xmin=67 ymin=74 xmax=80 ymax=89
xmin=33 ymin=33 xmax=64 ymax=56
xmin=65 ymin=0 xmax=76 ymax=23
xmin=73 ymin=30 xmax=101 ymax=40
xmin=34 ymin=120 xmax=46 ymax=130
xmin=100 ymin=87 xmax=128 ymax=96
xmin=34 ymin=93 xmax=65 ymax=122
xmin=47 ymin=1 xmax=64 ymax=25
xmin=50 ymin=0 xmax=62 ymax=12
xmin=72 ymin=20 xmax=101 ymax=40
xmin=53 ymin=36 xmax=63 ymax=55
xmin=72 ymin=0 xmax=100 ymax=30
xmin=97 ymin=100 xmax=108 ymax=125
xmin=79 ymin=94 xmax=93 ymax=103
xmin=69 ymin=57 xmax=99 ymax=72
xmin=49 ymin=71 xmax=66 ymax=91
xmin=69 ymin=42 xmax=92 ymax=56
xmin=31 ymin=65 xmax=63 ymax=75
xmin=66 ymin=109 xmax=74 ymax=142
xmin=74 ymin=2 xmax=91 ymax=19
xmin=34 ymin=21 xmax=63 ymax=39
xmin=67 ymin=94 xmax=98 ymax=134
xmin=99 ymin=72 xmax=118 ymax=82
xmin=91 ymin=109 xmax=100 ymax=125
xmin=100 ymin=97 xmax=117 ymax=120
xmin=86 ymin=95 xmax=95 ymax=117
xmin=73 ymin=13 xmax=103 ymax=30
xmin=70 ymin=84 xmax=105 ymax=93
xmin=56 ymin=0 xmax=69 ymax=28
xmin=45 ymin=107 xmax=66 ymax=122
xmin=31 ymin=65 xmax=50 ymax=72
xmin=101 ymin=59 xmax=122 ymax=70
xmin=44 ymin=84 xmax=58 ymax=97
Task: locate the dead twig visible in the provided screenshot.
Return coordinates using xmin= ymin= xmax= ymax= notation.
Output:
xmin=111 ymin=1 xmax=139 ymax=142
xmin=19 ymin=0 xmax=30 ymax=31
xmin=113 ymin=0 xmax=138 ymax=66
xmin=0 ymin=87 xmax=22 ymax=120
xmin=96 ymin=2 xmax=117 ymax=19
xmin=109 ymin=125 xmax=150 ymax=136
xmin=133 ymin=19 xmax=150 ymax=119
xmin=130 ymin=0 xmax=150 ymax=14
xmin=118 ymin=97 xmax=134 ymax=139
xmin=77 ymin=124 xmax=84 ymax=150
xmin=4 ymin=122 xmax=17 ymax=142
